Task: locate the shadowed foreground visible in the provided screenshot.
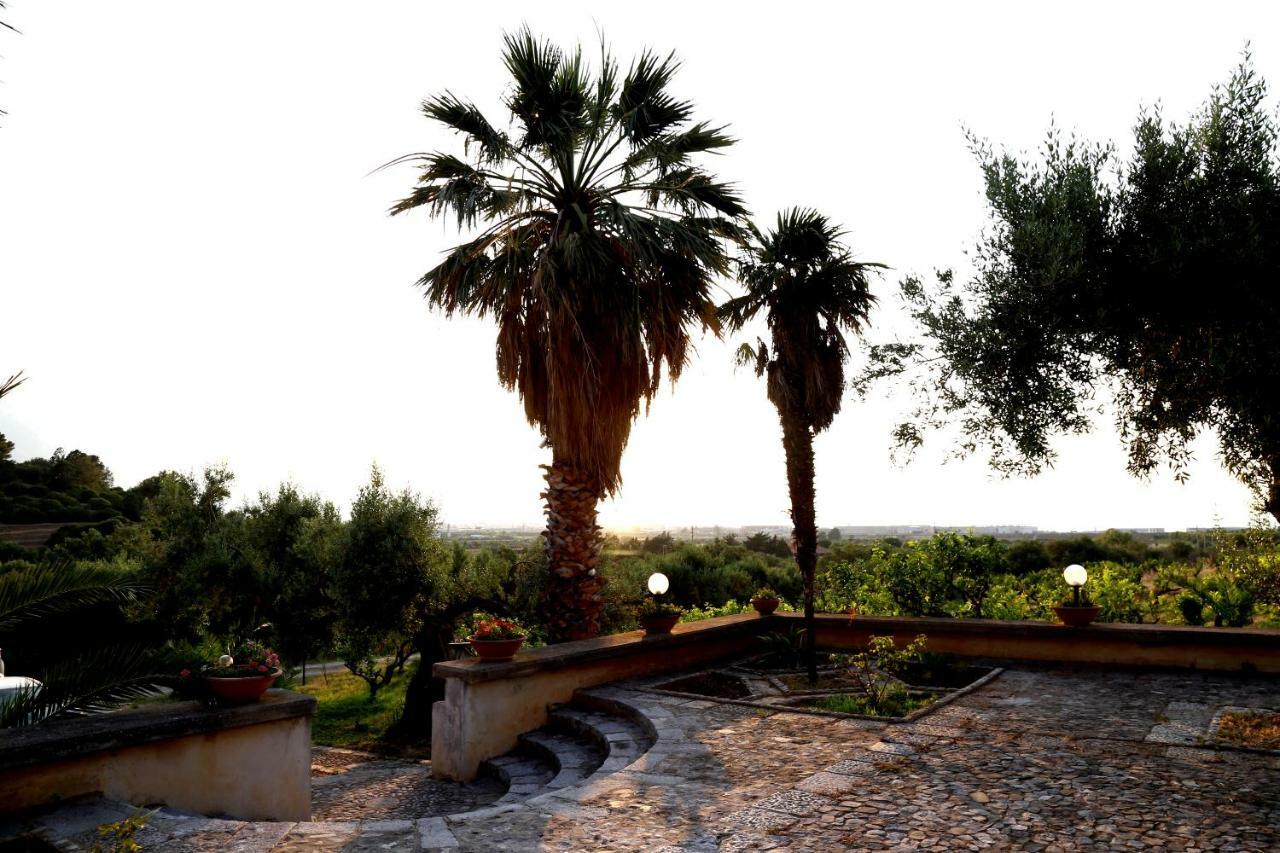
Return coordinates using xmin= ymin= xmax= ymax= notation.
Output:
xmin=8 ymin=666 xmax=1279 ymax=851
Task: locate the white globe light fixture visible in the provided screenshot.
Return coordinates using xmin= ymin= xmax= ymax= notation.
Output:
xmin=647 ymin=572 xmax=669 ymax=596
xmin=1062 ymin=564 xmax=1088 ymax=606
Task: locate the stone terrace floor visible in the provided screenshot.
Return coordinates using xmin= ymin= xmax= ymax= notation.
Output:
xmin=28 ymin=665 xmax=1280 ymax=851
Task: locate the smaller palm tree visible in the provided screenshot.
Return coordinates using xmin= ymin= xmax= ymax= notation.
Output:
xmin=720 ymin=209 xmax=882 ymax=683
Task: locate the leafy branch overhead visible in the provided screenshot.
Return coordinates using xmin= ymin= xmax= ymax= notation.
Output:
xmin=858 ymin=53 xmax=1280 ymax=521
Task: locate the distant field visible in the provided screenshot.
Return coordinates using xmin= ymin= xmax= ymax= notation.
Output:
xmin=0 ymin=522 xmax=66 ymax=548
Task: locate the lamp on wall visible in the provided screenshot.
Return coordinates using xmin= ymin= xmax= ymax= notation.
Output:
xmin=1062 ymin=564 xmax=1088 ymax=607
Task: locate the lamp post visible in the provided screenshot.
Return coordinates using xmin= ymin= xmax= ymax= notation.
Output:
xmin=1063 ymin=564 xmax=1087 ymax=607
xmin=640 ymin=572 xmax=678 ymax=636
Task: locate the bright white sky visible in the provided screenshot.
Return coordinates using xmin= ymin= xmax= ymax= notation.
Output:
xmin=1 ymin=1 xmax=1274 ymax=531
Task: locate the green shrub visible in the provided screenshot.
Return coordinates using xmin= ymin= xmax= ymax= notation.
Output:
xmin=1177 ymin=594 xmax=1206 ymax=626
xmin=981 ymin=575 xmax=1033 ymax=620
xmin=1089 ymin=562 xmax=1147 ymax=623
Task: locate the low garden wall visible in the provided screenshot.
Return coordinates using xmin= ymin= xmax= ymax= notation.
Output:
xmin=790 ymin=612 xmax=1280 ymax=673
xmin=0 ymin=690 xmax=316 ymax=821
xmin=431 ymin=613 xmax=765 ymax=781
xmin=432 ymin=612 xmax=1280 ymax=781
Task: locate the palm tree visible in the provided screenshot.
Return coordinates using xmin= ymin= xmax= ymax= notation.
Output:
xmin=720 ymin=210 xmax=882 ymax=682
xmin=389 ymin=29 xmax=745 ymax=641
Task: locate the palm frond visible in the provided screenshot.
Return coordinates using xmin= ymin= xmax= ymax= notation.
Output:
xmin=0 ymin=559 xmax=149 ymax=635
xmin=0 ymin=371 xmax=26 ymax=399
xmin=719 ymin=207 xmax=883 ymax=431
xmin=421 ymin=93 xmax=510 ymax=164
xmin=0 ymin=645 xmax=167 ymax=728
xmin=616 ymin=49 xmax=691 ymax=144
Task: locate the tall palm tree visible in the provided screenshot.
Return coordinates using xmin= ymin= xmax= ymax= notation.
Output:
xmin=720 ymin=210 xmax=881 ymax=682
xmin=389 ymin=29 xmax=745 ymax=641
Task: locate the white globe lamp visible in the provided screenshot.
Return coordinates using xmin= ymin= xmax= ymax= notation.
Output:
xmin=647 ymin=572 xmax=669 ymax=596
xmin=1062 ymin=564 xmax=1088 ymax=606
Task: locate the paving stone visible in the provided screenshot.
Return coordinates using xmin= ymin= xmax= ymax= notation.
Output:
xmin=417 ymin=816 xmax=458 ymax=849
xmin=19 ymin=666 xmax=1280 ymax=851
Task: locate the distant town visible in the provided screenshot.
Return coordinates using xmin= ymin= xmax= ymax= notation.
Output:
xmin=439 ymin=523 xmax=1235 ymax=544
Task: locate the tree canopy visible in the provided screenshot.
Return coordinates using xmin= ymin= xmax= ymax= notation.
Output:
xmin=862 ymin=54 xmax=1280 ymax=522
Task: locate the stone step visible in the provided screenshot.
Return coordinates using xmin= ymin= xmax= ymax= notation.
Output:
xmin=480 ymin=745 xmax=557 ymax=805
xmin=547 ymin=705 xmax=653 ymax=773
xmin=472 ymin=697 xmax=657 ymax=807
xmin=519 ymin=728 xmax=606 ymax=790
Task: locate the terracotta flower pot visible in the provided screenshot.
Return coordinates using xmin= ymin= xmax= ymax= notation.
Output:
xmin=470 ymin=636 xmax=524 ymax=662
xmin=752 ymin=597 xmax=780 ymax=616
xmin=204 ymin=668 xmax=280 ymax=705
xmin=641 ymin=614 xmax=680 ymax=635
xmin=1053 ymin=605 xmax=1102 ymax=627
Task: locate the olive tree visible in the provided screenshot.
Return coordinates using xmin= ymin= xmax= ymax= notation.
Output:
xmin=862 ymin=55 xmax=1280 ymax=523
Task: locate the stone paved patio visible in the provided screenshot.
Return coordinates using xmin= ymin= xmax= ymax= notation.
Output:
xmin=310 ymin=747 xmax=505 ymax=820
xmin=19 ymin=665 xmax=1280 ymax=851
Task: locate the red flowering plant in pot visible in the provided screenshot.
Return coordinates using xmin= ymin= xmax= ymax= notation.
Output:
xmin=469 ymin=618 xmax=526 ymax=662
xmin=182 ymin=640 xmax=282 ymax=705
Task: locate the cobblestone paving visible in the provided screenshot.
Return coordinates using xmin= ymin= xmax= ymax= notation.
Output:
xmin=13 ymin=666 xmax=1280 ymax=851
xmin=310 ymin=747 xmax=505 ymax=820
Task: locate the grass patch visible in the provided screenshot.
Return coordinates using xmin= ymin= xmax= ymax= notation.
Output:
xmin=297 ymin=664 xmax=428 ymax=759
xmin=804 ymin=692 xmax=936 ymax=717
xmin=1216 ymin=710 xmax=1280 ymax=750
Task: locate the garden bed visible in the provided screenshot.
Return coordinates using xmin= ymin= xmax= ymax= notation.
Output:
xmin=653 ymin=670 xmax=754 ymax=700
xmin=638 ymin=651 xmax=1002 ymax=722
xmin=737 ymin=651 xmax=838 ymax=673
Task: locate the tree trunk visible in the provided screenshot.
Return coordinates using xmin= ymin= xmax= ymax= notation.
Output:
xmin=395 ymin=595 xmax=512 ymax=741
xmin=396 ymin=622 xmax=454 ymax=739
xmin=1264 ymin=464 xmax=1280 ymax=526
xmin=542 ymin=454 xmax=605 ymax=643
xmin=780 ymin=413 xmax=819 ymax=684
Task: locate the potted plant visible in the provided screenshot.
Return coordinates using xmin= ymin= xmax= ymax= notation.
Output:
xmin=638 ymin=599 xmax=682 ymax=635
xmin=751 ymin=586 xmax=781 ymax=616
xmin=1053 ymin=564 xmax=1101 ymax=627
xmin=469 ymin=618 xmax=526 ymax=661
xmin=191 ymin=641 xmax=282 ymax=705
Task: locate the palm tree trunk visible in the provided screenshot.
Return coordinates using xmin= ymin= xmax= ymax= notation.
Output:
xmin=543 ymin=454 xmax=605 ymax=642
xmin=780 ymin=413 xmax=819 ymax=684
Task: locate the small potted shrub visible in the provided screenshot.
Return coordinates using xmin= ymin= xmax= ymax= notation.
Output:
xmin=638 ymin=599 xmax=682 ymax=635
xmin=1053 ymin=564 xmax=1101 ymax=627
xmin=469 ymin=618 xmax=526 ymax=661
xmin=751 ymin=586 xmax=781 ymax=616
xmin=192 ymin=640 xmax=282 ymax=705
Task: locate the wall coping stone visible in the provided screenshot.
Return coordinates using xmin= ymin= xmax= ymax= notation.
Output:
xmin=434 ymin=611 xmax=1280 ymax=687
xmin=785 ymin=612 xmax=1280 ymax=647
xmin=0 ymin=689 xmax=316 ymax=773
xmin=433 ymin=613 xmax=767 ymax=684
